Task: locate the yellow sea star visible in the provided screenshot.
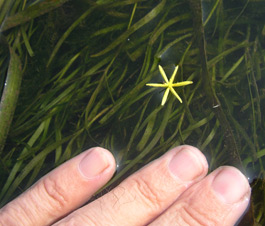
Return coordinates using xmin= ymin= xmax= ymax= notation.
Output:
xmin=146 ymin=65 xmax=193 ymax=105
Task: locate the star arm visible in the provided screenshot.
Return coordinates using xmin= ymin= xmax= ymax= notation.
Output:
xmin=169 ymin=87 xmax=183 ymax=103
xmin=161 ymin=88 xmax=170 ymax=105
xmin=169 ymin=65 xmax=179 ymax=83
xmin=146 ymin=83 xmax=168 ymax=87
xmin=172 ymin=81 xmax=193 ymax=87
xmin=158 ymin=65 xmax=169 ymax=83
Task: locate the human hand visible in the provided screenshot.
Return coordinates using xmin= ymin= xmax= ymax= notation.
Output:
xmin=0 ymin=145 xmax=250 ymax=225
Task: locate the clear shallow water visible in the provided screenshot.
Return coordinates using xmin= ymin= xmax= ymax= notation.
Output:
xmin=0 ymin=0 xmax=264 ymax=224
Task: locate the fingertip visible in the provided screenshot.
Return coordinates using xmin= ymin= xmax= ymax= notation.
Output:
xmin=78 ymin=147 xmax=116 ymax=179
xmin=167 ymin=145 xmax=208 ymax=181
xmin=209 ymin=166 xmax=251 ymax=225
xmin=212 ymin=166 xmax=251 ymax=204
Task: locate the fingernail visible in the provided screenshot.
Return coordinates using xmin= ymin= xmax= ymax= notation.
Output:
xmin=169 ymin=148 xmax=205 ymax=181
xmin=79 ymin=148 xmax=109 ymax=179
xmin=212 ymin=167 xmax=250 ymax=204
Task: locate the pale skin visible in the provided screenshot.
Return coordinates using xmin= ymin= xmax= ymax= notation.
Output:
xmin=0 ymin=145 xmax=250 ymax=226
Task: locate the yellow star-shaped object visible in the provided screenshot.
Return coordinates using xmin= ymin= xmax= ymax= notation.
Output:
xmin=146 ymin=65 xmax=193 ymax=105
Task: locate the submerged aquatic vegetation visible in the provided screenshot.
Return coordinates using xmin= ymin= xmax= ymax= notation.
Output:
xmin=0 ymin=0 xmax=264 ymax=224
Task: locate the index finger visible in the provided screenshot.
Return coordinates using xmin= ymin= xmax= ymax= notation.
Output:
xmin=0 ymin=147 xmax=116 ymax=226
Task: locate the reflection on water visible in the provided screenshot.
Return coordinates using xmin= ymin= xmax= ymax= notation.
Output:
xmin=0 ymin=0 xmax=264 ymax=224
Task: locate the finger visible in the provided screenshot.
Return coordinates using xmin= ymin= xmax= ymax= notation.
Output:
xmin=54 ymin=145 xmax=209 ymax=225
xmin=0 ymin=147 xmax=116 ymax=226
xmin=150 ymin=166 xmax=251 ymax=226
